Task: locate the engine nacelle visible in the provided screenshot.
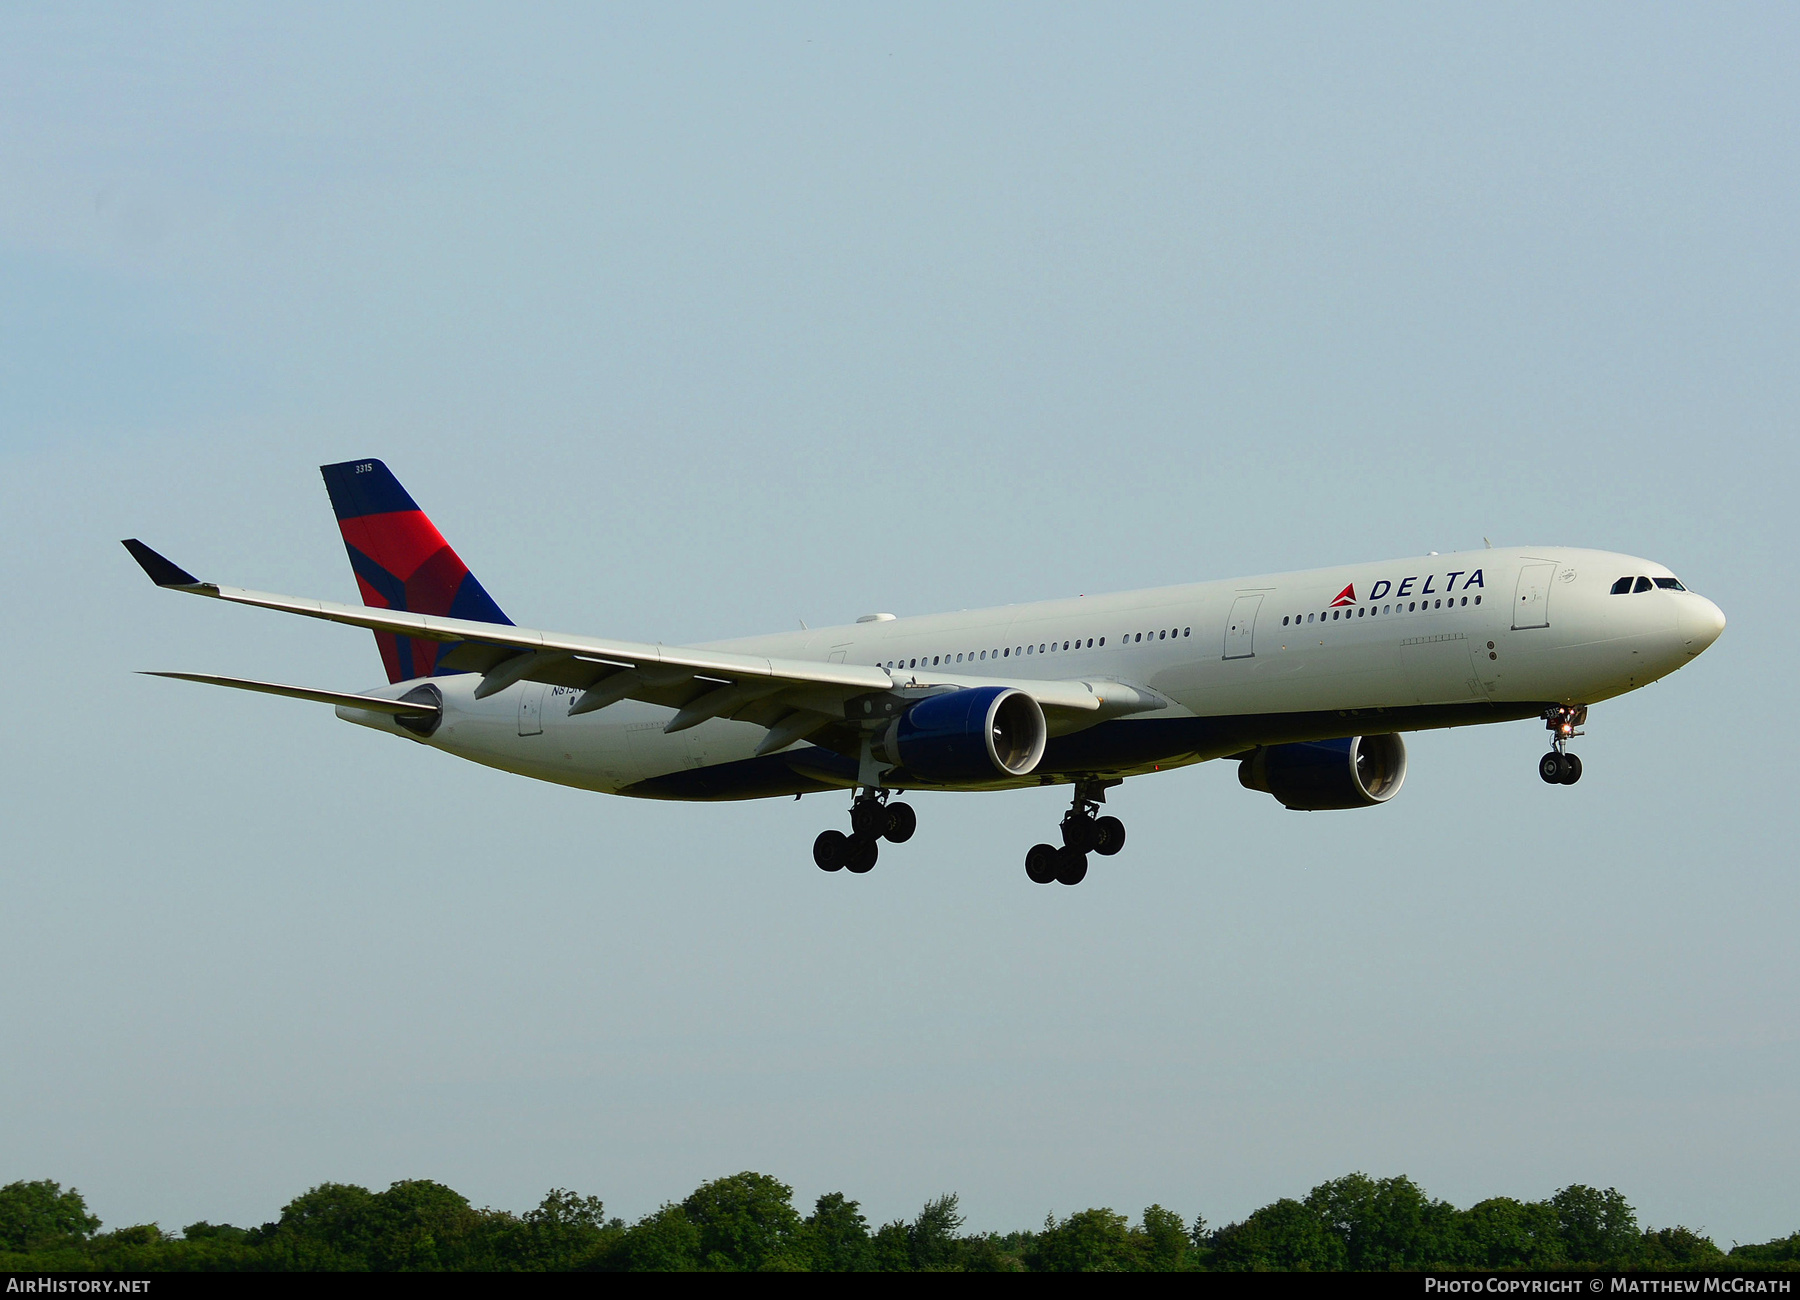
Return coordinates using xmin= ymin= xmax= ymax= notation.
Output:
xmin=877 ymin=686 xmax=1047 ymax=783
xmin=1238 ymin=734 xmax=1407 ymax=811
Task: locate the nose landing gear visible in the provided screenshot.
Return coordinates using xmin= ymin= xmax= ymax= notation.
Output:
xmin=1539 ymin=706 xmax=1587 ymax=785
xmin=1026 ymin=779 xmax=1124 ymax=885
xmin=813 ymin=790 xmax=915 ymax=873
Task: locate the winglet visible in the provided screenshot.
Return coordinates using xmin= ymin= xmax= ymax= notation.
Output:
xmin=121 ymin=539 xmax=205 ymax=588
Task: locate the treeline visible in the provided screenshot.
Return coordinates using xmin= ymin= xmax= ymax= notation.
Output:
xmin=2 ymin=1172 xmax=1796 ymax=1272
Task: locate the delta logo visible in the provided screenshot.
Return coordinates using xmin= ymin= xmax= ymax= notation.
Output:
xmin=1353 ymin=569 xmax=1486 ymax=603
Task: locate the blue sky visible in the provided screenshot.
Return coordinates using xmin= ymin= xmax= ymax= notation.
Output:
xmin=2 ymin=3 xmax=1796 ymax=1241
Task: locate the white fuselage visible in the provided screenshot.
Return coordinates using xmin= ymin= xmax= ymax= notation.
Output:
xmin=338 ymin=546 xmax=1724 ymax=800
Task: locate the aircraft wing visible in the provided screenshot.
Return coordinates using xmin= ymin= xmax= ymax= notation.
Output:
xmin=139 ymin=671 xmax=441 ymax=716
xmin=123 ymin=542 xmax=1143 ymax=755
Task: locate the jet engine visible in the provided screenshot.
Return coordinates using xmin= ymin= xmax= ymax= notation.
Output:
xmin=1238 ymin=734 xmax=1407 ymax=811
xmin=877 ymin=686 xmax=1047 ymax=782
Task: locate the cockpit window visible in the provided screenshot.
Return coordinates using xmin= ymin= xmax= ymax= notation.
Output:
xmin=1654 ymin=577 xmax=1686 ymax=591
xmin=1633 ymin=576 xmax=1654 ymax=593
xmin=1611 ymin=577 xmax=1633 ymax=594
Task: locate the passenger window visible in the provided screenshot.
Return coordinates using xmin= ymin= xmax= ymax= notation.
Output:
xmin=1184 ymin=627 xmax=1190 ymax=636
xmin=1357 ymin=607 xmax=1365 ymax=617
xmin=1098 ymin=637 xmax=1105 ymax=646
xmin=1474 ymin=595 xmax=1481 ymax=604
xmin=1634 ymin=576 xmax=1653 ymax=593
xmin=1611 ymin=577 xmax=1633 ymax=594
xmin=1654 ymin=577 xmax=1685 ymax=591
xmin=1307 ymin=613 xmax=1314 ymax=623
xmin=1283 ymin=616 xmax=1290 ymax=626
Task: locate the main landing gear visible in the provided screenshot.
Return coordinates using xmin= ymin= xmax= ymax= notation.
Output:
xmin=1026 ymin=779 xmax=1126 ymax=886
xmin=1539 ymin=705 xmax=1587 ymax=785
xmin=813 ymin=790 xmax=915 ymax=874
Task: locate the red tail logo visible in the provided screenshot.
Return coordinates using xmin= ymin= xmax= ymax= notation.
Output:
xmin=1329 ymin=584 xmax=1357 ymax=607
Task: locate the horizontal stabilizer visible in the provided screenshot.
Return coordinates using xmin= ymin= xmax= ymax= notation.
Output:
xmin=122 ymin=539 xmax=205 ymax=588
xmin=141 ymin=671 xmax=440 ymax=716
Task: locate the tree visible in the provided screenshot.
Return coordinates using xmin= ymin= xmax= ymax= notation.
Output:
xmin=258 ymin=1179 xmax=487 ymax=1270
xmin=680 ymin=1172 xmax=802 ymax=1270
xmin=362 ymin=1179 xmax=484 ymax=1271
xmin=1302 ymin=1172 xmax=1460 ymax=1270
xmin=492 ymin=1189 xmax=617 ymax=1270
xmin=1033 ymin=1208 xmax=1139 ymax=1272
xmin=1457 ymin=1197 xmax=1566 ymax=1268
xmin=958 ymin=1232 xmax=1029 ymax=1272
xmin=612 ymin=1204 xmax=701 ymax=1271
xmin=1731 ymin=1231 xmax=1800 ymax=1264
xmin=182 ymin=1222 xmax=249 ymax=1243
xmin=909 ymin=1194 xmax=966 ymax=1270
xmin=262 ymin=1181 xmax=381 ymax=1269
xmin=1640 ymin=1226 xmax=1723 ymax=1266
xmin=804 ymin=1193 xmax=871 ymax=1271
xmin=869 ymin=1220 xmax=913 ymax=1271
xmin=1141 ymin=1204 xmax=1190 ymax=1270
xmin=1551 ymin=1185 xmax=1639 ymax=1265
xmin=0 ymin=1180 xmax=101 ymax=1250
xmin=1210 ymin=1198 xmax=1346 ymax=1271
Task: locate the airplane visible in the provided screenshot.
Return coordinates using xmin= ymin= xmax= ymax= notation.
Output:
xmin=125 ymin=459 xmax=1726 ymax=886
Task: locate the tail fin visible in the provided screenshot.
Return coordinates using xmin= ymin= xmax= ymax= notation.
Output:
xmin=320 ymin=459 xmax=512 ymax=683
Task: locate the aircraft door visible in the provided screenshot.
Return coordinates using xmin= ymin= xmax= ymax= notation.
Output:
xmin=1223 ymin=594 xmax=1264 ymax=660
xmin=1512 ymin=562 xmax=1556 ymax=630
xmin=518 ymin=682 xmax=545 ymax=736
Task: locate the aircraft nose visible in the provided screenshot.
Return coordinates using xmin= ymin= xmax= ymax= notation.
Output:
xmin=1680 ymin=595 xmax=1726 ymax=655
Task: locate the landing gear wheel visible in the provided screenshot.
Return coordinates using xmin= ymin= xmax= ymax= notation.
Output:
xmin=1053 ymin=846 xmax=1089 ymax=886
xmin=845 ymin=835 xmax=878 ymax=874
xmin=1539 ymin=752 xmax=1567 ymax=784
xmin=813 ymin=830 xmax=848 ymax=872
xmin=850 ymin=799 xmax=888 ymax=838
xmin=1091 ymin=816 xmax=1126 ymax=857
xmin=1060 ymin=815 xmax=1097 ymax=853
xmin=884 ymin=801 xmax=916 ymax=844
xmin=1558 ymin=752 xmax=1583 ymax=785
xmin=1025 ymin=843 xmax=1059 ymax=885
